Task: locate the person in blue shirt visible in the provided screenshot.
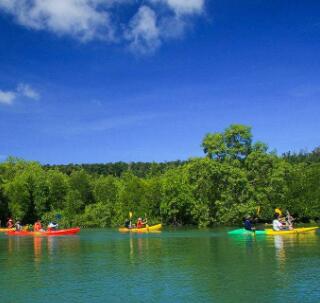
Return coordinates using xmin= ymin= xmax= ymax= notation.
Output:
xmin=244 ymin=215 xmax=255 ymax=231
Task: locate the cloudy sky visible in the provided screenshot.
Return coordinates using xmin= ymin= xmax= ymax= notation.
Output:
xmin=0 ymin=0 xmax=320 ymax=164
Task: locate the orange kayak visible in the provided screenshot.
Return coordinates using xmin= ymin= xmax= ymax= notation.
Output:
xmin=6 ymin=227 xmax=80 ymax=236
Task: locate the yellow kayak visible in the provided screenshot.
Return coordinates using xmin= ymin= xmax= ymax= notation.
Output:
xmin=0 ymin=226 xmax=29 ymax=232
xmin=118 ymin=224 xmax=162 ymax=233
xmin=265 ymin=227 xmax=318 ymax=235
xmin=0 ymin=228 xmax=14 ymax=232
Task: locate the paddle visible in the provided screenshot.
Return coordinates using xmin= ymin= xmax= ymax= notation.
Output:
xmin=252 ymin=206 xmax=261 ymax=234
xmin=144 ymin=213 xmax=149 ymax=231
xmin=256 ymin=206 xmax=261 ymax=217
xmin=129 ymin=211 xmax=133 ymax=228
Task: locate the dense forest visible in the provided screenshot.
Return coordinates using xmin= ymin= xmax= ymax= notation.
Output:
xmin=1 ymin=124 xmax=320 ymax=228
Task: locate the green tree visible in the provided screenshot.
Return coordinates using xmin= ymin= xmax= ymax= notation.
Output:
xmin=3 ymin=163 xmax=48 ymax=222
xmin=117 ymin=171 xmax=147 ymax=222
xmin=46 ymin=170 xmax=69 ymax=210
xmin=69 ymin=170 xmax=94 ymax=205
xmin=202 ymin=133 xmax=227 ymax=160
xmin=202 ymin=124 xmax=253 ymax=160
xmin=160 ymin=167 xmax=195 ymax=225
xmin=224 ymin=124 xmax=252 ymax=159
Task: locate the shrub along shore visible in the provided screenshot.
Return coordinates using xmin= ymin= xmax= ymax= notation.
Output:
xmin=1 ymin=124 xmax=319 ymax=228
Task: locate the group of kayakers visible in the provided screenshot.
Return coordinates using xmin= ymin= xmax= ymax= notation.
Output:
xmin=244 ymin=208 xmax=295 ymax=232
xmin=3 ymin=208 xmax=302 ymax=233
xmin=6 ymin=218 xmax=59 ymax=232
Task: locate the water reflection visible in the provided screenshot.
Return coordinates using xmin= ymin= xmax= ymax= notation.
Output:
xmin=274 ymin=235 xmax=286 ymax=269
xmin=47 ymin=236 xmax=58 ymax=257
xmin=7 ymin=236 xmax=23 ymax=255
xmin=271 ymin=233 xmax=319 ymax=270
xmin=33 ymin=237 xmax=43 ymax=263
xmin=128 ymin=235 xmax=150 ymax=260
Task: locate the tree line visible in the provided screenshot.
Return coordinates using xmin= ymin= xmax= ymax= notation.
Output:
xmin=1 ymin=124 xmax=319 ymax=228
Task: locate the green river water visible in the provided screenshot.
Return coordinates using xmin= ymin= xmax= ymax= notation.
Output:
xmin=0 ymin=228 xmax=319 ymax=303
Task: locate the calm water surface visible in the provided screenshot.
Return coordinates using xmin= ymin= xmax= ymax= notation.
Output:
xmin=0 ymin=228 xmax=320 ymax=303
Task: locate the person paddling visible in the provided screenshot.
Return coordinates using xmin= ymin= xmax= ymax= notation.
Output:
xmin=272 ymin=213 xmax=288 ymax=231
xmin=7 ymin=218 xmax=14 ymax=228
xmin=285 ymin=210 xmax=294 ymax=230
xmin=136 ymin=217 xmax=145 ymax=229
xmin=124 ymin=219 xmax=131 ymax=229
xmin=244 ymin=215 xmax=256 ymax=232
xmin=34 ymin=220 xmax=44 ymax=232
xmin=124 ymin=211 xmax=133 ymax=229
xmin=47 ymin=222 xmax=58 ymax=231
xmin=15 ymin=220 xmax=22 ymax=231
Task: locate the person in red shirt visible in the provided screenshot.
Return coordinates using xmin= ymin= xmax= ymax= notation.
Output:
xmin=34 ymin=220 xmax=43 ymax=232
xmin=136 ymin=218 xmax=145 ymax=229
xmin=6 ymin=218 xmax=14 ymax=228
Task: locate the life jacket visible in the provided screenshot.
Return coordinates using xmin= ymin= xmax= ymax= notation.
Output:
xmin=34 ymin=222 xmax=42 ymax=232
xmin=137 ymin=220 xmax=144 ymax=228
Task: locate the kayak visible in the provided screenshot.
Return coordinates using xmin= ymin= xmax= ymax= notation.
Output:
xmin=228 ymin=227 xmax=318 ymax=235
xmin=265 ymin=227 xmax=318 ymax=235
xmin=6 ymin=227 xmax=80 ymax=236
xmin=228 ymin=229 xmax=265 ymax=235
xmin=0 ymin=228 xmax=14 ymax=232
xmin=118 ymin=224 xmax=162 ymax=233
xmin=0 ymin=226 xmax=28 ymax=232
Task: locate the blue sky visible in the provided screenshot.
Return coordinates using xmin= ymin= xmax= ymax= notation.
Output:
xmin=0 ymin=0 xmax=320 ymax=164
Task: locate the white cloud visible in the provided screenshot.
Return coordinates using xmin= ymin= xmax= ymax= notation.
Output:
xmin=0 ymin=0 xmax=205 ymax=53
xmin=0 ymin=0 xmax=114 ymax=41
xmin=151 ymin=0 xmax=204 ymax=15
xmin=0 ymin=83 xmax=40 ymax=105
xmin=17 ymin=83 xmax=40 ymax=100
xmin=126 ymin=6 xmax=160 ymax=54
xmin=0 ymin=90 xmax=16 ymax=105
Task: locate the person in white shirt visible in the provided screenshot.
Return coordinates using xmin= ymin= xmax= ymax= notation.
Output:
xmin=272 ymin=213 xmax=288 ymax=231
xmin=47 ymin=222 xmax=58 ymax=231
xmin=15 ymin=220 xmax=22 ymax=231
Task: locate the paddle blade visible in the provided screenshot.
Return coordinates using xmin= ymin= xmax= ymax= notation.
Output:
xmin=256 ymin=206 xmax=261 ymax=216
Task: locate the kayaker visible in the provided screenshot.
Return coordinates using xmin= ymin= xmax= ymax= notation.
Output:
xmin=6 ymin=218 xmax=14 ymax=228
xmin=274 ymin=208 xmax=287 ymax=223
xmin=34 ymin=220 xmax=44 ymax=232
xmin=124 ymin=219 xmax=132 ymax=229
xmin=272 ymin=213 xmax=288 ymax=231
xmin=47 ymin=222 xmax=58 ymax=231
xmin=136 ymin=218 xmax=145 ymax=229
xmin=285 ymin=210 xmax=294 ymax=229
xmin=244 ymin=215 xmax=255 ymax=231
xmin=15 ymin=220 xmax=22 ymax=231
xmin=274 ymin=208 xmax=282 ymax=216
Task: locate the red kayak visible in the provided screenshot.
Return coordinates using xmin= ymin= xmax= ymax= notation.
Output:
xmin=6 ymin=227 xmax=80 ymax=236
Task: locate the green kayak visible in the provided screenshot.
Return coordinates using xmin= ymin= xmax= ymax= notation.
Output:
xmin=228 ymin=228 xmax=265 ymax=235
xmin=228 ymin=227 xmax=319 ymax=235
